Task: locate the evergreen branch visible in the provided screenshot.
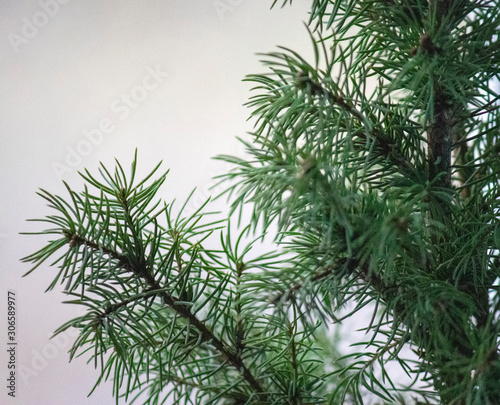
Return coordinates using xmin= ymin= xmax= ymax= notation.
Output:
xmin=298 ymin=73 xmax=419 ymax=179
xmin=67 ymin=231 xmax=267 ymax=399
xmin=271 ymin=235 xmax=480 ymax=399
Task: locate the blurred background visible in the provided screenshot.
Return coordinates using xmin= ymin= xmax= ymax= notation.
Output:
xmin=0 ymin=1 xmax=315 ymax=403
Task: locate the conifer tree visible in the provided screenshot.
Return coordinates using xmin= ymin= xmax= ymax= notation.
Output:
xmin=23 ymin=1 xmax=500 ymax=403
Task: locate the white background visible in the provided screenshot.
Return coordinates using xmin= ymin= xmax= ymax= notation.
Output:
xmin=0 ymin=1 xmax=314 ymax=404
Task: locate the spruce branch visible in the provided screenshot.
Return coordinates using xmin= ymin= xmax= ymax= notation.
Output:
xmin=22 ymin=156 xmax=277 ymax=403
xmin=65 ymin=221 xmax=267 ymax=398
xmin=298 ymin=72 xmax=420 ymax=180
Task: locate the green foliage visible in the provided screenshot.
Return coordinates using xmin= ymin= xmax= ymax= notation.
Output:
xmin=23 ymin=1 xmax=500 ymax=404
xmin=22 ymin=152 xmax=338 ymax=404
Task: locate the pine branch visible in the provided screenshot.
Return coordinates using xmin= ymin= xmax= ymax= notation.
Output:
xmin=67 ymin=231 xmax=267 ymax=400
xmin=271 ymin=237 xmax=480 ymax=399
xmin=298 ymin=72 xmax=420 ymax=180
